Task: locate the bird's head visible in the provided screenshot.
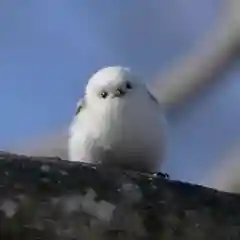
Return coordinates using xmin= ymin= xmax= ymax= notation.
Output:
xmin=85 ymin=66 xmax=144 ymax=105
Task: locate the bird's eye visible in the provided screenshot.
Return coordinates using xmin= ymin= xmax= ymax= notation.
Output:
xmin=100 ymin=91 xmax=108 ymax=99
xmin=126 ymin=81 xmax=132 ymax=89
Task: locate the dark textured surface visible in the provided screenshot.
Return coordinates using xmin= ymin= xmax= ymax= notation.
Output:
xmin=0 ymin=152 xmax=240 ymax=240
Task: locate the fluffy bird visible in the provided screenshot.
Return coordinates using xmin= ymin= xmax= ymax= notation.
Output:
xmin=68 ymin=66 xmax=166 ymax=172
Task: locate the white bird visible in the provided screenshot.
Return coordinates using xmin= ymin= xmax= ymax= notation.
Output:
xmin=68 ymin=66 xmax=167 ymax=172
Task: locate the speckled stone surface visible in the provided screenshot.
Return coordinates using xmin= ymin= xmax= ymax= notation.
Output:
xmin=0 ymin=152 xmax=240 ymax=240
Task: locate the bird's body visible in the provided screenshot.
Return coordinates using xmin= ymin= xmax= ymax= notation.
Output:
xmin=68 ymin=66 xmax=166 ymax=172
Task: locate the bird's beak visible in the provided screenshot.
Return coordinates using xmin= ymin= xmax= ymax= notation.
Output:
xmin=114 ymin=88 xmax=126 ymax=98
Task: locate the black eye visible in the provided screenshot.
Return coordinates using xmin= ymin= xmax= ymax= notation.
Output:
xmin=126 ymin=81 xmax=132 ymax=89
xmin=100 ymin=91 xmax=108 ymax=99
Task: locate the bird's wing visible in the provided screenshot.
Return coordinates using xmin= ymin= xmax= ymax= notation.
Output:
xmin=147 ymin=88 xmax=159 ymax=105
xmin=75 ymin=98 xmax=86 ymax=116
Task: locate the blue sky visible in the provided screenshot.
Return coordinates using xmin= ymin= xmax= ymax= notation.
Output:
xmin=1 ymin=0 xmax=239 ymax=183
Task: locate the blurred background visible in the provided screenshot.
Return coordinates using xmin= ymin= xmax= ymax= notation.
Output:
xmin=0 ymin=0 xmax=239 ymax=192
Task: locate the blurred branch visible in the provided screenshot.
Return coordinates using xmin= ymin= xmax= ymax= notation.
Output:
xmin=149 ymin=0 xmax=239 ymax=109
xmin=1 ymin=152 xmax=240 ymax=239
xmin=203 ymin=144 xmax=240 ymax=193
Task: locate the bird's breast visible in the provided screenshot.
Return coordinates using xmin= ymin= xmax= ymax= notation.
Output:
xmin=95 ymin=96 xmax=164 ymax=156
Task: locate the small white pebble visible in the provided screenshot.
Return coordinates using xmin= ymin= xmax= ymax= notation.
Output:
xmin=0 ymin=200 xmax=18 ymax=218
xmin=151 ymin=185 xmax=157 ymax=190
xmin=81 ymin=189 xmax=97 ymax=213
xmin=41 ymin=164 xmax=50 ymax=172
xmin=60 ymin=170 xmax=68 ymax=176
xmin=63 ymin=195 xmax=82 ymax=213
xmin=51 ymin=197 xmax=60 ymax=206
xmin=121 ymin=183 xmax=142 ymax=203
xmin=95 ymin=200 xmax=116 ymax=222
xmin=16 ymin=194 xmax=26 ymax=202
xmin=121 ymin=183 xmax=135 ymax=192
xmin=62 ymin=188 xmax=116 ymax=222
xmin=41 ymin=178 xmax=50 ymax=183
xmin=81 ymin=189 xmax=115 ymax=222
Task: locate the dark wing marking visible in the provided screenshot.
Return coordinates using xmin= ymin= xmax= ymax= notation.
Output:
xmin=75 ymin=98 xmax=86 ymax=115
xmin=147 ymin=89 xmax=159 ymax=105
